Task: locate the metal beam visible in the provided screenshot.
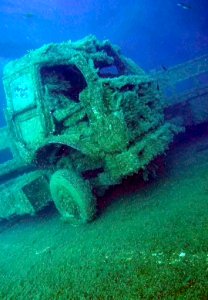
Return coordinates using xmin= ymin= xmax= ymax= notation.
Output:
xmin=152 ymin=54 xmax=208 ymax=88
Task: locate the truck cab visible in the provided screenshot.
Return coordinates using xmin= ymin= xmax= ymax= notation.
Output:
xmin=0 ymin=36 xmax=177 ymax=223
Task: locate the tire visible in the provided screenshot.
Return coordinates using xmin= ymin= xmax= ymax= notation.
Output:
xmin=50 ymin=169 xmax=96 ymax=224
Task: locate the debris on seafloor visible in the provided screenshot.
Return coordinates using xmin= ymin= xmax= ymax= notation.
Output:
xmin=35 ymin=246 xmax=51 ymax=255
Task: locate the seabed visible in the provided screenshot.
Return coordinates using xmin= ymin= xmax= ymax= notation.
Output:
xmin=0 ymin=131 xmax=207 ymax=299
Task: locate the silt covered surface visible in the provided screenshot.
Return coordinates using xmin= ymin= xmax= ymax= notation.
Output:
xmin=0 ymin=128 xmax=207 ymax=299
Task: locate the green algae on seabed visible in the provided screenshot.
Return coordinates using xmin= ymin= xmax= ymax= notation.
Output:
xmin=0 ymin=138 xmax=208 ymax=299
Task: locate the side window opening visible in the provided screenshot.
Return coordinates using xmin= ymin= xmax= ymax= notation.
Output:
xmin=40 ymin=64 xmax=87 ymax=103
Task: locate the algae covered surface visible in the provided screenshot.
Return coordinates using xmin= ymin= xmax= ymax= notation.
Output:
xmin=0 ymin=135 xmax=208 ymax=299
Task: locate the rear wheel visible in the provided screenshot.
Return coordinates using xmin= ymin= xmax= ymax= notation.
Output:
xmin=50 ymin=168 xmax=96 ymax=224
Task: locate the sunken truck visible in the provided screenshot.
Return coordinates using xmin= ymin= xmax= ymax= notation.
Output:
xmin=1 ymin=35 xmax=207 ymax=224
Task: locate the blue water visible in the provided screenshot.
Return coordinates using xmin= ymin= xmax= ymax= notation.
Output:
xmin=0 ymin=0 xmax=207 ymax=123
xmin=0 ymin=1 xmax=207 ymax=64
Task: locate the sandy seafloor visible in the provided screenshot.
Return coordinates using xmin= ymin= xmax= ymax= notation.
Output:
xmin=0 ymin=133 xmax=208 ymax=299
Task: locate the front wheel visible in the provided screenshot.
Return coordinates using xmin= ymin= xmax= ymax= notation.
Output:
xmin=50 ymin=169 xmax=96 ymax=224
